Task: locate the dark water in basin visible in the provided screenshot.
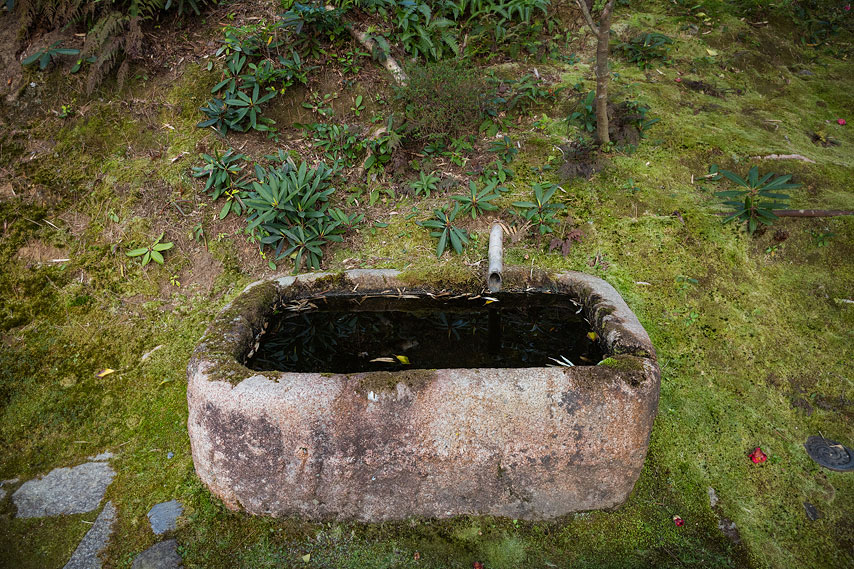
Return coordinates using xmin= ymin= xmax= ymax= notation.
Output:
xmin=246 ymin=293 xmax=603 ymax=373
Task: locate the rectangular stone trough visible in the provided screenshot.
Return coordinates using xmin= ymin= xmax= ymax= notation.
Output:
xmin=187 ymin=269 xmax=660 ymax=521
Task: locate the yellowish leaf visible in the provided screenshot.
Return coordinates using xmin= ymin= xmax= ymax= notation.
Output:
xmin=302 ymin=554 xmax=311 ymax=562
xmin=587 ymin=332 xmax=598 ymax=341
xmin=395 ymin=355 xmax=410 ymax=364
xmin=706 ymin=48 xmax=718 ymax=56
xmin=95 ymin=368 xmax=115 ymax=378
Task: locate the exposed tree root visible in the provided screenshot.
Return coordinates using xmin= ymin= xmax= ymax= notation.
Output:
xmin=326 ymin=5 xmax=407 ymax=85
xmin=753 ymin=154 xmax=816 ymax=163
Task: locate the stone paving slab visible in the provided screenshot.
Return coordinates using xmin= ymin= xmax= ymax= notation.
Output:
xmin=63 ymin=501 xmax=116 ymax=569
xmin=13 ymin=462 xmax=115 ymax=518
xmin=131 ymin=539 xmax=182 ymax=569
xmin=147 ymin=500 xmax=182 ymax=534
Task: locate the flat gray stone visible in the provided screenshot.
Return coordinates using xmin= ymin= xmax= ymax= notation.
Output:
xmin=13 ymin=462 xmax=115 ymax=518
xmin=63 ymin=501 xmax=116 ymax=569
xmin=131 ymin=539 xmax=182 ymax=569
xmin=804 ymin=501 xmax=823 ymax=521
xmin=147 ymin=500 xmax=182 ymax=534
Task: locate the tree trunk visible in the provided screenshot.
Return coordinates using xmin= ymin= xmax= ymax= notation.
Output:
xmin=594 ymin=1 xmax=615 ymax=145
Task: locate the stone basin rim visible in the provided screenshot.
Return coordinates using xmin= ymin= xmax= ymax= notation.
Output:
xmin=190 ymin=268 xmax=658 ymax=387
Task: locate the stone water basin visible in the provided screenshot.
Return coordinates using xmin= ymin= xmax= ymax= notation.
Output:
xmin=187 ymin=269 xmax=660 ymax=521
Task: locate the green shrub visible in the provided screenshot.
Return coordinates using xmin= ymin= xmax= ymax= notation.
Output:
xmin=396 ymin=60 xmax=490 ymax=140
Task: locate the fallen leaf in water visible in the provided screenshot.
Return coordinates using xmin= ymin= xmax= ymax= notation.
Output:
xmin=95 ymin=369 xmax=115 ymax=378
xmin=587 ymin=332 xmax=598 ymax=341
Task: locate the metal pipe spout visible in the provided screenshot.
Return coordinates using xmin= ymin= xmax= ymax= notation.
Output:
xmin=488 ymin=223 xmax=503 ymax=293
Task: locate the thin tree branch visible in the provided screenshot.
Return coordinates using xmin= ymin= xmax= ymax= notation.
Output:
xmin=600 ymin=0 xmax=616 ymax=29
xmin=713 ymin=210 xmax=854 ymax=218
xmin=575 ymin=0 xmax=599 ymax=35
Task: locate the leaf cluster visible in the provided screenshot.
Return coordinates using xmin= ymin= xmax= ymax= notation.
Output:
xmin=621 ymin=99 xmax=660 ymax=134
xmin=409 ymin=171 xmax=441 ymax=198
xmin=22 ymin=41 xmax=80 ymax=71
xmin=711 ymin=165 xmax=798 ymax=235
xmin=419 ymin=203 xmax=470 ymax=257
xmin=488 ymin=135 xmax=519 ymax=163
xmin=567 ymin=91 xmax=596 ymax=133
xmin=245 ymin=160 xmax=349 ymax=272
xmin=199 ymin=15 xmax=325 ymax=136
xmin=191 ymin=149 xmax=361 ymax=272
xmin=452 ymin=180 xmax=502 ymax=219
xmin=364 ymin=119 xmax=403 ymax=172
xmin=340 ymin=0 xmax=548 ymax=62
xmin=127 ymin=232 xmax=174 ymax=266
xmin=191 ymin=150 xmax=252 ymax=219
xmin=513 ymin=183 xmax=565 ymax=235
xmin=302 ymin=122 xmax=366 ymax=166
xmin=615 ymin=32 xmax=673 ymax=69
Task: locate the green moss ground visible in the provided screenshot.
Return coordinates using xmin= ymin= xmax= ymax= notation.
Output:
xmin=1 ymin=1 xmax=852 ymax=567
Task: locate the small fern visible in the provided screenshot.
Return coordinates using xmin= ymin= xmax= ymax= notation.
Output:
xmin=16 ymin=0 xmax=213 ymax=92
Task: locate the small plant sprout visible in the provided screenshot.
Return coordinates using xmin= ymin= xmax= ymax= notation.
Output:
xmin=488 ymin=135 xmax=519 ymax=163
xmin=452 ymin=180 xmax=501 ymax=219
xmin=127 ymin=233 xmax=174 ymax=266
xmin=712 ymin=165 xmax=799 ymax=234
xmin=350 ymin=94 xmax=365 ymax=116
xmin=419 ymin=203 xmax=469 ymax=257
xmin=409 ymin=171 xmax=440 ymax=198
xmin=811 ymin=230 xmax=835 ymax=247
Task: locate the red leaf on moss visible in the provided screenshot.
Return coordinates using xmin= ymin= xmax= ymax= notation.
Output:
xmin=749 ymin=447 xmax=767 ymax=463
xmin=673 ymin=515 xmax=684 ymax=527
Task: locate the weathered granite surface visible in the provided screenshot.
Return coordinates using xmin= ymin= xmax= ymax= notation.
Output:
xmin=188 ymin=269 xmax=660 ymax=521
xmin=13 ymin=461 xmax=115 ymax=518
